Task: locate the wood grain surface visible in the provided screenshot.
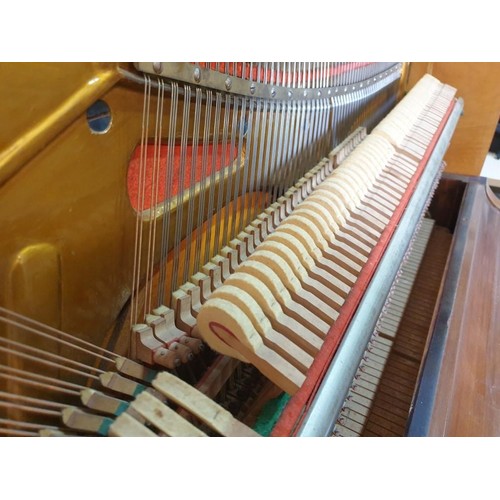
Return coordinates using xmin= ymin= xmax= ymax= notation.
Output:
xmin=407 ymin=62 xmax=500 ymax=176
xmin=429 ymin=182 xmax=500 ymax=436
xmin=361 ymin=226 xmax=452 ymax=436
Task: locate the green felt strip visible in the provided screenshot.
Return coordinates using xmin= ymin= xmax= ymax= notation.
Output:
xmin=132 ymin=383 xmax=147 ymax=397
xmin=253 ymin=393 xmax=290 ymax=437
xmin=115 ymin=401 xmax=129 ymax=416
xmin=144 ymin=369 xmax=157 ymax=384
xmin=97 ymin=417 xmax=114 ymax=436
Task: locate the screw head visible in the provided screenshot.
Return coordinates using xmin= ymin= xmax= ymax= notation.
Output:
xmin=153 ymin=62 xmax=163 ymax=74
xmin=225 ymin=77 xmax=232 ymax=90
xmin=287 ymin=90 xmax=293 ymax=98
xmin=249 ymin=83 xmax=256 ymax=94
xmin=270 ymin=87 xmax=276 ymax=98
xmin=193 ymin=67 xmax=201 ymax=82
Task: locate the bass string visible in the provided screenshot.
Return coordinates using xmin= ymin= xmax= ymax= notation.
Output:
xmin=300 ymin=99 xmax=313 ymax=179
xmin=245 ymin=97 xmax=262 ymax=225
xmin=171 ymin=85 xmax=191 ymax=295
xmin=212 ymin=94 xmax=231 ymax=257
xmin=193 ymin=89 xmax=213 ymax=274
xmin=145 ymin=78 xmax=165 ymax=314
xmin=281 ymin=100 xmax=300 ymax=198
xmin=0 ymin=415 xmax=68 ymax=437
xmin=221 ymin=95 xmax=239 ymax=247
xmin=275 ymin=99 xmax=293 ymax=200
xmin=0 ymin=401 xmax=61 ymax=418
xmin=291 ymin=99 xmax=306 ymax=184
xmin=305 ymin=99 xmax=319 ymax=175
xmin=0 ymin=309 xmax=116 ymax=363
xmin=0 ymin=344 xmax=101 ymax=381
xmin=0 ymin=365 xmax=84 ymax=395
xmin=270 ymin=96 xmax=284 ymax=203
xmin=157 ymin=81 xmax=178 ymax=307
xmin=203 ymin=92 xmax=222 ymax=265
xmin=258 ymin=98 xmax=275 ymax=216
xmin=182 ymin=88 xmax=203 ymax=285
xmin=313 ymin=97 xmax=327 ymax=165
xmin=0 ymin=428 xmax=39 ymax=437
xmin=234 ymin=97 xmax=253 ymax=236
xmin=0 ymin=391 xmax=69 ymax=410
xmin=267 ymin=98 xmax=282 ymax=205
xmin=130 ymin=75 xmax=152 ymax=325
xmin=0 ymin=335 xmax=105 ymax=380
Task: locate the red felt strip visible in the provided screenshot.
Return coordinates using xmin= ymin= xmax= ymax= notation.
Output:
xmin=127 ymin=143 xmax=233 ymax=212
xmin=271 ymin=98 xmax=457 ymax=437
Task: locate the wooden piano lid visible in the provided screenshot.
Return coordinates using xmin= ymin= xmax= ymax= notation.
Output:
xmin=408 ymin=178 xmax=500 ymax=436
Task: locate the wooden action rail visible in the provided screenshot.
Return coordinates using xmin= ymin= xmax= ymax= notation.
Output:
xmin=195 ymin=75 xmax=457 ymax=395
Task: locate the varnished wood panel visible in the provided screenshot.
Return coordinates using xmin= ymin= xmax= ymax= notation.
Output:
xmin=407 ymin=62 xmax=500 ymax=176
xmin=429 ymin=182 xmax=500 ymax=436
xmin=428 ymin=175 xmax=467 ymax=231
